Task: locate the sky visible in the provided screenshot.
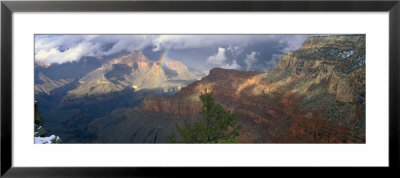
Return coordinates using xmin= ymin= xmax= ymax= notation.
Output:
xmin=34 ymin=34 xmax=314 ymax=72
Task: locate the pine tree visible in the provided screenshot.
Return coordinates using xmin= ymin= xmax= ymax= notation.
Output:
xmin=167 ymin=88 xmax=241 ymax=143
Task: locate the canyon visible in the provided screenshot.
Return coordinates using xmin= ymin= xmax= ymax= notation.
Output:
xmin=35 ymin=35 xmax=366 ymax=143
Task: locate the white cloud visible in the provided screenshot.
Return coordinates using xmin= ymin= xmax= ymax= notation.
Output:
xmin=152 ymin=35 xmax=183 ymax=51
xmin=206 ymin=47 xmax=227 ymax=66
xmin=35 ymin=48 xmax=59 ymax=61
xmin=206 ymin=47 xmax=242 ymax=70
xmin=244 ymin=51 xmax=258 ymax=70
xmin=34 ymin=35 xmax=155 ymax=64
xmin=35 ymin=41 xmax=103 ymax=64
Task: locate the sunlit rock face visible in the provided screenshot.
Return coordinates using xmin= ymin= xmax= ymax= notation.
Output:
xmin=60 ymin=50 xmax=205 ymax=105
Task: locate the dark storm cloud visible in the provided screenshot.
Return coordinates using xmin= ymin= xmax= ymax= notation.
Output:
xmin=34 ymin=35 xmax=313 ymax=71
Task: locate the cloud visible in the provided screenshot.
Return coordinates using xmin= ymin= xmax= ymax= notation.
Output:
xmin=152 ymin=35 xmax=184 ymax=51
xmin=34 ymin=35 xmax=156 ymax=64
xmin=35 ymin=48 xmax=59 ymax=61
xmin=206 ymin=47 xmax=227 ymax=66
xmin=152 ymin=35 xmax=247 ymax=51
xmin=227 ymin=45 xmax=244 ymax=57
xmin=244 ymin=51 xmax=258 ymax=70
xmin=152 ymin=35 xmax=312 ymax=53
xmin=35 ymin=41 xmax=103 ymax=64
xmin=152 ymin=35 xmax=290 ymax=51
xmin=34 ymin=34 xmax=313 ymax=69
xmin=205 ymin=47 xmax=242 ymax=70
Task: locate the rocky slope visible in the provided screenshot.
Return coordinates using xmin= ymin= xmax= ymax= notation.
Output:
xmin=140 ymin=68 xmax=261 ymax=116
xmin=34 ymin=53 xmax=122 ymax=95
xmin=133 ymin=35 xmax=366 ymax=143
xmin=61 ymin=50 xmax=203 ymax=104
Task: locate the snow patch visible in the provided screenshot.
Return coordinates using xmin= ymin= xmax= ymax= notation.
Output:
xmin=34 ymin=135 xmax=61 ymax=144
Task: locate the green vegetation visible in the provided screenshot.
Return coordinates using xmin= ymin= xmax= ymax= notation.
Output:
xmin=167 ymin=88 xmax=241 ymax=143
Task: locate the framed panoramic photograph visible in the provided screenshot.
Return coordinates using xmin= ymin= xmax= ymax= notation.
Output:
xmin=1 ymin=0 xmax=399 ymax=177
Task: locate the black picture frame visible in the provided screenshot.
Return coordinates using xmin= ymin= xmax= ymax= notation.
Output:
xmin=1 ymin=0 xmax=399 ymax=177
